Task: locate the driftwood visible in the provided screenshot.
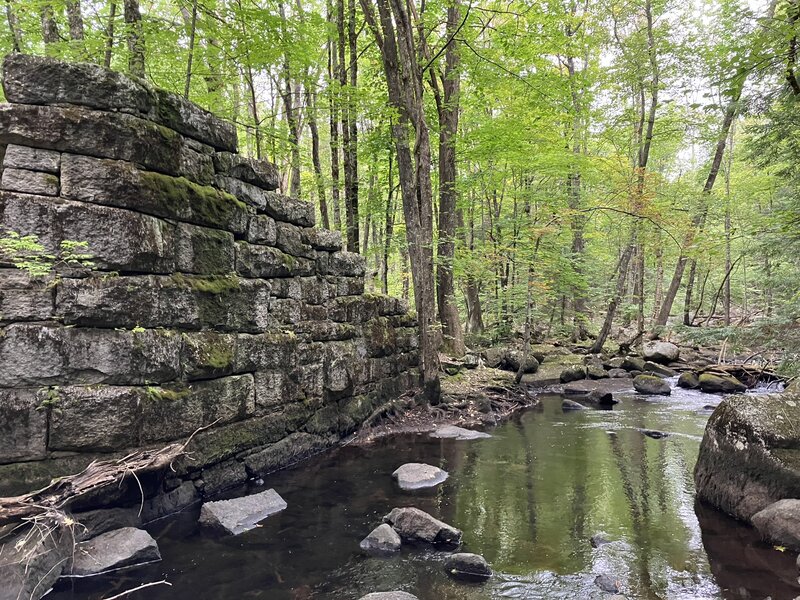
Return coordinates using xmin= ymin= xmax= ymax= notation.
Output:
xmin=0 ymin=443 xmax=185 ymax=528
xmin=700 ymin=363 xmax=787 ymax=386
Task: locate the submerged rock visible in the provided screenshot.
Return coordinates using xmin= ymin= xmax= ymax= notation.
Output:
xmin=590 ymin=532 xmax=611 ymax=548
xmin=443 ymin=552 xmax=492 ymax=581
xmin=359 ymin=593 xmax=419 ymax=600
xmin=562 ymin=379 xmax=627 ymax=405
xmin=698 ymin=373 xmax=747 ymax=394
xmin=694 ymin=393 xmax=800 ymax=522
xmin=562 ymin=398 xmax=588 ymax=411
xmin=430 ymin=425 xmax=491 ymax=440
xmin=678 ymin=371 xmax=700 ymax=389
xmin=640 ymin=429 xmax=670 ymax=440
xmin=360 ymin=523 xmax=402 ymax=554
xmin=633 ymin=374 xmax=671 ymax=396
xmin=752 ymin=499 xmax=800 ymax=550
xmin=69 ymin=527 xmax=161 ymax=576
xmin=198 ymin=488 xmax=287 ymax=535
xmin=643 ymin=341 xmax=680 ymax=364
xmin=594 ymin=573 xmax=621 ymax=593
xmin=392 ymin=463 xmax=448 ymax=490
xmin=560 ymin=365 xmax=586 ymax=383
xmin=383 ymin=507 xmax=462 ymax=549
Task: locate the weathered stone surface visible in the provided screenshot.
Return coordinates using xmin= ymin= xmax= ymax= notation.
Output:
xmin=236 ymin=242 xmax=315 ymax=278
xmin=643 ymin=361 xmax=677 ymax=377
xmin=246 ymin=214 xmax=277 ymax=245
xmin=263 ymin=191 xmax=315 ymax=227
xmin=0 ymin=388 xmax=47 ymax=462
xmin=560 ymin=365 xmax=586 ymax=383
xmin=1 ymin=192 xmax=176 ymax=273
xmin=443 ymin=553 xmax=492 ymax=581
xmin=594 ymin=574 xmax=621 ymax=594
xmin=302 ymin=227 xmax=342 ymax=251
xmin=140 ymin=480 xmax=199 ymax=522
xmin=275 ymin=221 xmax=315 ymax=258
xmin=1 ymin=167 xmax=58 ymax=195
xmin=234 ymin=331 xmax=298 ymax=372
xmin=201 ymin=459 xmax=248 ymax=496
xmin=360 ymin=523 xmax=402 ymax=554
xmin=678 ymin=371 xmax=700 ymax=389
xmin=608 ymin=368 xmax=631 ymax=378
xmin=174 ymin=222 xmax=235 ymax=274
xmin=213 ymin=152 xmax=279 ymax=191
xmin=69 ymin=527 xmax=161 ymax=576
xmin=586 ymin=364 xmax=609 ymax=379
xmin=0 ymin=524 xmax=71 ymax=600
xmin=72 ymin=507 xmax=142 ymax=540
xmin=430 ymin=425 xmax=491 ymax=440
xmin=329 ymin=251 xmax=366 ymax=277
xmin=3 ymin=144 xmax=60 ymax=172
xmin=752 ymin=500 xmax=800 ymax=550
xmin=0 ymin=268 xmax=53 ymax=322
xmin=181 ymin=331 xmax=236 ymax=380
xmin=562 ymin=398 xmax=588 ymax=411
xmin=506 ymin=350 xmax=539 ymax=374
xmin=699 ymin=373 xmax=747 ymax=393
xmin=643 ymin=341 xmax=680 ymax=364
xmin=633 ymin=374 xmax=671 ymax=396
xmin=60 ymin=155 xmax=249 ymax=234
xmin=0 ymin=323 xmax=182 ymax=387
xmin=562 ymin=380 xmax=621 ymax=405
xmin=243 ymin=432 xmax=330 ymax=476
xmin=198 ymin=488 xmax=287 ymax=534
xmin=2 ymin=54 xmax=237 ymax=152
xmin=392 ymin=463 xmax=449 ymax=490
xmin=694 ymin=393 xmax=800 ymax=522
xmin=383 ymin=507 xmax=462 ymax=548
xmin=141 ymin=375 xmax=255 ymax=444
xmin=621 ymin=356 xmax=647 ymax=372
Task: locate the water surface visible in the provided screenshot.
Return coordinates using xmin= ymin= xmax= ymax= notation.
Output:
xmin=51 ymin=383 xmax=800 ymax=599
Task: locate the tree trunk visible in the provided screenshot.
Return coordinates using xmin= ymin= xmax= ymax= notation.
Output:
xmin=683 ymin=259 xmax=697 ymax=326
xmin=41 ymin=3 xmax=59 ymax=48
xmin=308 ymin=92 xmax=330 ymax=229
xmin=5 ymin=0 xmax=22 ymax=52
xmin=124 ymin=0 xmax=145 ymax=78
xmin=183 ymin=0 xmax=198 ymax=98
xmin=66 ymin=0 xmax=84 ymax=41
xmin=327 ymin=1 xmax=343 ymax=232
xmin=434 ymin=2 xmax=465 ymax=357
xmin=104 ymin=1 xmax=117 ymax=68
xmin=361 ymin=0 xmax=441 ymax=404
xmin=383 ymin=148 xmax=395 ymax=294
xmin=590 ymin=243 xmax=635 ymax=353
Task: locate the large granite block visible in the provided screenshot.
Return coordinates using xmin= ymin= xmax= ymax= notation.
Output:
xmin=3 ymin=144 xmax=60 ymax=173
xmin=213 ymin=152 xmax=279 ymax=191
xmin=174 ymin=222 xmax=235 ymax=274
xmin=1 ymin=167 xmax=58 ymax=195
xmin=0 ymin=269 xmax=54 ymax=322
xmin=235 ymin=242 xmax=314 ymax=278
xmin=0 ymin=389 xmax=47 ymax=462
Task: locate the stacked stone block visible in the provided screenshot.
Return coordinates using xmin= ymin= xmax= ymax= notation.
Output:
xmin=0 ymin=54 xmax=418 ymax=497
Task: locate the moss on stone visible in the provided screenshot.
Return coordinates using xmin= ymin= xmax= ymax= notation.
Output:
xmin=172 ymin=273 xmax=240 ymax=294
xmin=145 ymin=384 xmax=191 ymax=403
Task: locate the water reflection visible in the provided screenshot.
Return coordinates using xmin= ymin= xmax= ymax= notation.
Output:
xmin=50 ymin=390 xmax=799 ymax=600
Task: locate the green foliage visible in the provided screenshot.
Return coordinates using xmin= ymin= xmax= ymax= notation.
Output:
xmin=0 ymin=230 xmax=95 ymax=278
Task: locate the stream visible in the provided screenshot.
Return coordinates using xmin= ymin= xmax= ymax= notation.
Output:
xmin=50 ymin=381 xmax=800 ymax=600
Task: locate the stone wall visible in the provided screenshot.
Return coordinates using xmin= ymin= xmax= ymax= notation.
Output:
xmin=0 ymin=54 xmax=418 ymax=499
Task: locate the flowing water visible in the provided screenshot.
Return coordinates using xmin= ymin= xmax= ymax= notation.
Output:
xmin=50 ymin=381 xmax=800 ymax=600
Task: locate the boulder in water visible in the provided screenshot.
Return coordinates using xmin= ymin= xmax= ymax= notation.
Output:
xmin=640 ymin=429 xmax=670 ymax=439
xmin=643 ymin=341 xmax=680 ymax=364
xmin=608 ymin=368 xmax=631 ymax=379
xmin=560 ymin=365 xmax=586 ymax=383
xmin=678 ymin=371 xmax=700 ymax=389
xmin=198 ymin=488 xmax=287 ymax=535
xmin=586 ymin=365 xmax=609 ymax=379
xmin=392 ymin=463 xmax=448 ymax=490
xmin=621 ymin=356 xmax=647 ymax=372
xmin=752 ymin=499 xmax=800 ymax=550
xmin=383 ymin=507 xmax=462 ymax=549
xmin=443 ymin=552 xmax=492 ymax=581
xmin=359 ymin=593 xmax=419 ymax=600
xmin=643 ymin=361 xmax=676 ymax=377
xmin=68 ymin=527 xmax=161 ymax=576
xmin=698 ymin=373 xmax=747 ymax=393
xmin=360 ymin=523 xmax=402 ymax=554
xmin=633 ymin=374 xmax=671 ymax=396
xmin=594 ymin=573 xmax=621 ymax=593
xmin=590 ymin=532 xmax=611 ymax=548
xmin=562 ymin=398 xmax=588 ymax=411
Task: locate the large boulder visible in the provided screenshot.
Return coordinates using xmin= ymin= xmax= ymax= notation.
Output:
xmin=643 ymin=341 xmax=680 ymax=364
xmin=0 ymin=524 xmax=71 ymax=600
xmin=586 ymin=365 xmax=609 ymax=380
xmin=482 ymin=346 xmax=507 ymax=369
xmin=643 ymin=361 xmax=676 ymax=377
xmin=677 ymin=371 xmax=700 ymax=389
xmin=699 ymin=373 xmax=747 ymax=394
xmin=68 ymin=527 xmax=161 ymax=576
xmin=392 ymin=463 xmax=448 ymax=490
xmin=443 ymin=552 xmax=492 ymax=581
xmin=383 ymin=507 xmax=462 ymax=549
xmin=633 ymin=374 xmax=671 ymax=396
xmin=360 ymin=523 xmax=402 ymax=554
xmin=198 ymin=488 xmax=287 ymax=535
xmin=505 ymin=350 xmax=539 ymax=374
xmin=560 ymin=365 xmax=586 ymax=383
xmin=621 ymin=356 xmax=646 ymax=372
xmin=695 ymin=394 xmax=800 ymax=522
xmin=751 ymin=499 xmax=800 ymax=550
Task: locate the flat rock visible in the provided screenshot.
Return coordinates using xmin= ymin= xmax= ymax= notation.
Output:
xmin=430 ymin=425 xmax=491 ymax=440
xmin=698 ymin=373 xmax=747 ymax=393
xmin=443 ymin=552 xmax=492 ymax=581
xmin=392 ymin=463 xmax=449 ymax=490
xmin=383 ymin=507 xmax=462 ymax=549
xmin=643 ymin=341 xmax=680 ymax=364
xmin=360 ymin=523 xmax=402 ymax=554
xmin=608 ymin=368 xmax=631 ymax=379
xmin=752 ymin=499 xmax=800 ymax=550
xmin=198 ymin=488 xmax=287 ymax=535
xmin=560 ymin=365 xmax=586 ymax=383
xmin=359 ymin=593 xmax=419 ymax=600
xmin=69 ymin=527 xmax=161 ymax=576
xmin=643 ymin=361 xmax=677 ymax=377
xmin=633 ymin=374 xmax=671 ymax=396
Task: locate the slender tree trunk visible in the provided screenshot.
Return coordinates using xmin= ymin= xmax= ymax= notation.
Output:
xmin=183 ymin=0 xmax=198 ymax=98
xmin=124 ymin=0 xmax=145 ymax=78
xmin=66 ymin=0 xmax=84 ymax=41
xmin=5 ymin=0 xmax=22 ymax=52
xmin=327 ymin=1 xmax=343 ymax=231
xmin=347 ymin=0 xmax=359 ymax=251
xmin=724 ymin=124 xmax=734 ymax=326
xmin=41 ymin=4 xmax=59 ymax=49
xmin=104 ymin=2 xmax=117 ymax=67
xmin=460 ymin=204 xmax=484 ymax=334
xmin=383 ymin=148 xmax=395 ymax=294
xmin=683 ymin=260 xmax=697 ymax=325
xmin=308 ymin=92 xmax=330 ymax=229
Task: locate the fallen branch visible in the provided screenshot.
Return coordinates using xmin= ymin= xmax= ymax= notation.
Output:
xmin=102 ymin=579 xmax=172 ymax=600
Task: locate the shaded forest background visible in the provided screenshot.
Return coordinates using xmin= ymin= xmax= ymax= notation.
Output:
xmin=2 ymin=0 xmax=799 ymax=377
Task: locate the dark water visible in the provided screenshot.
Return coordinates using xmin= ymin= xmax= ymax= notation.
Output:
xmin=51 ymin=382 xmax=800 ymax=600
